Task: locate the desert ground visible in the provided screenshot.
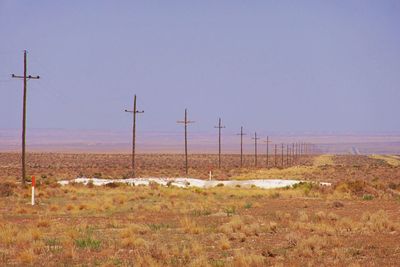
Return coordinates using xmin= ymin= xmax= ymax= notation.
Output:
xmin=1 ymin=153 xmax=400 ymax=266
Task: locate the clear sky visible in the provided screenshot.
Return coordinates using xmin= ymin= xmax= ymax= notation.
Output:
xmin=0 ymin=0 xmax=399 ymax=135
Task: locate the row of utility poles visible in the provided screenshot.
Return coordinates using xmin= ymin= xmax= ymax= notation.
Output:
xmin=11 ymin=51 xmax=316 ymax=182
xmin=124 ymin=97 xmax=315 ymax=176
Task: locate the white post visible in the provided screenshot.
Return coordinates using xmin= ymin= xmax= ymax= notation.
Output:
xmin=209 ymin=171 xmax=212 ymax=181
xmin=31 ymin=176 xmax=35 ymax=206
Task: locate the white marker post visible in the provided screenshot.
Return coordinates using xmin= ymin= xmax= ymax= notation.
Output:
xmin=31 ymin=176 xmax=35 ymax=206
xmin=209 ymin=170 xmax=212 ymax=181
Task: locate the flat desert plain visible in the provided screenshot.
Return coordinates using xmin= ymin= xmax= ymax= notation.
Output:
xmin=1 ymin=153 xmax=400 ymax=266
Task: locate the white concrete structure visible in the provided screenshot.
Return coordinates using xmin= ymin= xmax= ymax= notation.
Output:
xmin=58 ymin=177 xmax=331 ymax=189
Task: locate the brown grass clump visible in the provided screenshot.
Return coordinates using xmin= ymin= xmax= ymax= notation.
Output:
xmin=219 ymin=216 xmax=244 ymax=234
xmin=232 ymin=251 xmax=266 ymax=267
xmin=219 ymin=236 xmax=231 ymax=250
xmin=0 ymin=182 xmax=16 ymax=197
xmin=285 ymin=232 xmax=301 ymax=248
xmin=295 ymin=235 xmax=330 ymax=257
xmin=17 ymin=207 xmax=27 ymax=214
xmin=49 ymin=205 xmax=59 ymax=212
xmin=0 ymin=224 xmax=18 ymax=246
xmin=37 ymin=219 xmax=50 ymax=228
xmin=361 ymin=210 xmax=397 ymax=232
xmin=298 ymin=211 xmax=309 ymax=222
xmin=315 ymin=211 xmax=327 ymax=221
xmin=18 ymin=249 xmax=37 ymax=265
xmin=30 ymin=228 xmax=42 ymax=241
xmin=122 ymin=224 xmax=149 ymax=236
xmin=188 ymin=256 xmax=211 ymax=267
xmin=121 ymin=235 xmax=149 ymax=250
xmin=180 ymin=217 xmax=202 ymax=234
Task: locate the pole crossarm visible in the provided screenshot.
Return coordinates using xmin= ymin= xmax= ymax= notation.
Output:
xmin=125 ymin=110 xmax=144 ymax=114
xmin=12 ymin=74 xmax=40 ymax=79
xmin=177 ymin=120 xmax=195 ymax=124
xmin=214 ymin=120 xmax=226 ymax=130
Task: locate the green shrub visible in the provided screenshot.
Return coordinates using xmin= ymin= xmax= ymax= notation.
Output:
xmin=75 ymin=237 xmax=101 ymax=250
xmin=224 ymin=206 xmax=236 ymax=217
xmin=244 ymin=203 xmax=253 ymax=209
xmin=363 ymin=194 xmax=374 ymax=201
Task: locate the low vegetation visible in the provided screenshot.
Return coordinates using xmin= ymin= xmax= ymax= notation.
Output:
xmin=0 ymin=153 xmax=399 ymax=266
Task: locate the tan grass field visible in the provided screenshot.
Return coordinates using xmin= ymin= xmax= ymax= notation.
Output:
xmin=1 ymin=153 xmax=400 ymax=266
xmin=370 ymin=154 xmax=400 ymax=166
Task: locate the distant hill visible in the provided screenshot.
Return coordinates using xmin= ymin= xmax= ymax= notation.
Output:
xmin=1 ymin=129 xmax=399 ymax=154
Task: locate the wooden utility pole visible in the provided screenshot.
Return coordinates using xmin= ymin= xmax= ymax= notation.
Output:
xmin=301 ymin=142 xmax=304 ymax=156
xmin=252 ymin=132 xmax=260 ymax=167
xmin=286 ymin=144 xmax=289 ymax=166
xmin=274 ymin=144 xmax=277 ymax=167
xmin=264 ymin=136 xmax=272 ymax=168
xmin=11 ymin=50 xmax=40 ymax=185
xmin=236 ymin=126 xmax=246 ymax=168
xmin=281 ymin=143 xmax=284 ymax=167
xmin=177 ymin=109 xmax=195 ymax=175
xmin=292 ymin=143 xmax=295 ymax=164
xmin=124 ymin=94 xmax=144 ymax=177
xmin=214 ymin=118 xmax=225 ymax=169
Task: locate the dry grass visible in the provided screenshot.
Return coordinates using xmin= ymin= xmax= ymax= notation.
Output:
xmin=370 ymin=154 xmax=400 ymax=166
xmin=232 ymin=165 xmax=315 ymax=180
xmin=313 ymin=154 xmax=334 ymax=166
xmin=0 ymin=153 xmax=399 ymax=266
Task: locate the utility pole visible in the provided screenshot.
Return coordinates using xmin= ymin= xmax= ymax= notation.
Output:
xmin=124 ymin=94 xmax=144 ymax=177
xmin=236 ymin=126 xmax=246 ymax=168
xmin=292 ymin=143 xmax=295 ymax=165
xmin=11 ymin=50 xmax=40 ymax=185
xmin=177 ymin=109 xmax=195 ymax=175
xmin=252 ymin=132 xmax=260 ymax=167
xmin=301 ymin=142 xmax=304 ymax=156
xmin=296 ymin=143 xmax=299 ymax=160
xmin=264 ymin=136 xmax=272 ymax=168
xmin=214 ymin=118 xmax=225 ymax=169
xmin=274 ymin=144 xmax=277 ymax=167
xmin=300 ymin=142 xmax=304 ymax=163
xmin=281 ymin=143 xmax=284 ymax=167
xmin=286 ymin=144 xmax=289 ymax=166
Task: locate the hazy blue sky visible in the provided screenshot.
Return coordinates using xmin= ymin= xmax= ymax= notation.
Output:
xmin=1 ymin=0 xmax=399 ymax=134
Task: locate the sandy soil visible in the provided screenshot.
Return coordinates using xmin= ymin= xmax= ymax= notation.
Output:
xmin=0 ymin=153 xmax=400 ymax=266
